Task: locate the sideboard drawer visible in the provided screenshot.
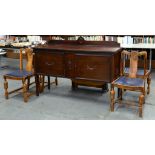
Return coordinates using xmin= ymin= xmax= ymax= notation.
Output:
xmin=75 ymin=54 xmax=111 ymax=82
xmin=35 ymin=52 xmax=64 ymax=76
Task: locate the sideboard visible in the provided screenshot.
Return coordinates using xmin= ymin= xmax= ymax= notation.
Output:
xmin=33 ymin=40 xmax=122 ymax=96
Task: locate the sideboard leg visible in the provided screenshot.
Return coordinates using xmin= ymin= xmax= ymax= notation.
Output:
xmin=35 ymin=74 xmax=40 ymax=96
xmin=102 ymin=83 xmax=109 ymax=93
xmin=72 ymin=81 xmax=78 ymax=90
xmin=48 ymin=76 xmax=50 ymax=90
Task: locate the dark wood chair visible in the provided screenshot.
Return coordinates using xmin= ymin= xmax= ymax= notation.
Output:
xmin=3 ymin=48 xmax=58 ymax=102
xmin=110 ymin=50 xmax=149 ymax=117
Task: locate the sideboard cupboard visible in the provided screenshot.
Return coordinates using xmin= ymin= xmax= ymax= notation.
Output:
xmin=33 ymin=40 xmax=122 ymax=96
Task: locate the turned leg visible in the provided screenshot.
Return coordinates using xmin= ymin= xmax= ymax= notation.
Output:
xmin=110 ymin=85 xmax=115 ymax=112
xmin=4 ymin=77 xmax=8 ymax=99
xmin=39 ymin=75 xmax=44 ymax=93
xmin=147 ymin=75 xmax=151 ymax=94
xmin=55 ymin=77 xmax=58 ymax=86
xmin=139 ymin=94 xmax=144 ymax=117
xmin=22 ymin=79 xmax=28 ymax=103
xmin=41 ymin=75 xmax=45 ymax=92
xmin=27 ymin=77 xmax=30 ymax=91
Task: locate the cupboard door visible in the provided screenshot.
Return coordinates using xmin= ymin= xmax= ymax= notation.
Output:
xmin=35 ymin=52 xmax=64 ymax=76
xmin=75 ymin=54 xmax=111 ymax=82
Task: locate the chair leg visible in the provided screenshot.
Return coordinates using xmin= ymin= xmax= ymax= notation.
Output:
xmin=118 ymin=88 xmax=123 ymax=100
xmin=22 ymin=79 xmax=28 ymax=103
xmin=27 ymin=77 xmax=30 ymax=91
xmin=139 ymin=94 xmax=144 ymax=117
xmin=39 ymin=75 xmax=44 ymax=93
xmin=4 ymin=77 xmax=8 ymax=99
xmin=41 ymin=75 xmax=45 ymax=92
xmin=147 ymin=75 xmax=151 ymax=94
xmin=39 ymin=75 xmax=43 ymax=91
xmin=55 ymin=77 xmax=58 ymax=86
xmin=110 ymin=85 xmax=115 ymax=112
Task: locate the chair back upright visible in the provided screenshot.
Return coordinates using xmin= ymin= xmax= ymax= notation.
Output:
xmin=19 ymin=48 xmax=34 ymax=72
xmin=19 ymin=48 xmax=23 ymax=70
xmin=120 ymin=50 xmax=147 ymax=78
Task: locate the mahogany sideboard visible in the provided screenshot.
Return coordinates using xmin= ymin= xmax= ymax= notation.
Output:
xmin=33 ymin=40 xmax=122 ymax=96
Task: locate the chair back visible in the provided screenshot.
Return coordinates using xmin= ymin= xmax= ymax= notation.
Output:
xmin=19 ymin=48 xmax=34 ymax=72
xmin=120 ymin=50 xmax=147 ymax=78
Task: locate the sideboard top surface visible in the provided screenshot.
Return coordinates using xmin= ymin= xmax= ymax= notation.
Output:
xmin=33 ymin=43 xmax=121 ymax=53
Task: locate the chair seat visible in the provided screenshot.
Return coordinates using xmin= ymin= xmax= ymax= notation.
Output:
xmin=5 ymin=69 xmax=33 ymax=78
xmin=114 ymin=76 xmax=144 ymax=87
xmin=124 ymin=67 xmax=150 ymax=76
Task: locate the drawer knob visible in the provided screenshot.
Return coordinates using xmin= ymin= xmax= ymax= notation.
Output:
xmin=87 ymin=65 xmax=96 ymax=71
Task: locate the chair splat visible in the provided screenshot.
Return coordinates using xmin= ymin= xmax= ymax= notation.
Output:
xmin=129 ymin=51 xmax=139 ymax=78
